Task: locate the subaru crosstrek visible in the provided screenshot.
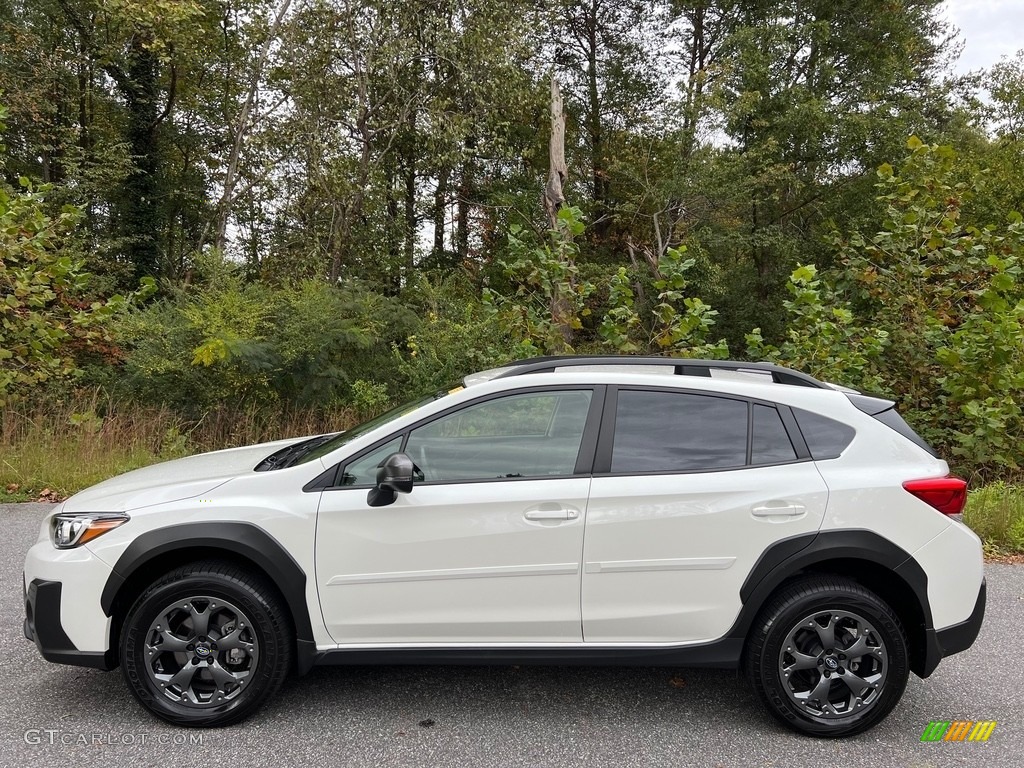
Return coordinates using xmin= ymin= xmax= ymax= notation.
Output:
xmin=23 ymin=356 xmax=986 ymax=737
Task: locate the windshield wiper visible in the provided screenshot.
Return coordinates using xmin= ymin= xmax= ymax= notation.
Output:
xmin=254 ymin=434 xmax=336 ymax=471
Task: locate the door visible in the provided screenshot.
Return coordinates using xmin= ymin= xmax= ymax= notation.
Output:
xmin=315 ymin=387 xmax=600 ymax=644
xmin=582 ymin=389 xmax=828 ymax=644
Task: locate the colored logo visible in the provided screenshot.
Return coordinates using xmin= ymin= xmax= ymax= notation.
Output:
xmin=920 ymin=721 xmax=997 ymax=742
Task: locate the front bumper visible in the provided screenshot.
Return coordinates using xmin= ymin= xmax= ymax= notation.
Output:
xmin=23 ymin=532 xmax=118 ymax=670
xmin=24 ymin=578 xmax=117 ymax=670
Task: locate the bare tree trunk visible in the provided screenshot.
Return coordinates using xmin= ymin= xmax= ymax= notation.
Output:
xmin=584 ymin=0 xmax=605 ymax=223
xmin=456 ymin=158 xmax=471 ymax=261
xmin=432 ymin=167 xmax=449 ymax=264
xmin=544 ymin=76 xmax=568 ymax=229
xmin=545 ymin=75 xmax=573 ymax=350
xmin=404 ymin=160 xmax=416 ymax=273
xmin=209 ymin=0 xmax=293 ymax=252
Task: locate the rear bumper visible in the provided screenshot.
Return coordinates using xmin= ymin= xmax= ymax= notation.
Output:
xmin=919 ymin=578 xmax=986 ymax=678
xmin=24 ymin=578 xmax=116 ymax=671
xmin=935 ymin=577 xmax=986 ymax=656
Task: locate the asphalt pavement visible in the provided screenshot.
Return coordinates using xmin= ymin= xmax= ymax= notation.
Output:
xmin=1 ymin=502 xmax=1019 ymax=767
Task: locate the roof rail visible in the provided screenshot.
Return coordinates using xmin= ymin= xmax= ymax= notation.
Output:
xmin=488 ymin=355 xmax=831 ymax=389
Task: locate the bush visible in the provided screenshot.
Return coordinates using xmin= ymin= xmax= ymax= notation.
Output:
xmin=108 ymin=260 xmax=417 ymax=411
xmin=392 ymin=271 xmax=512 ymax=395
xmin=757 ymin=139 xmax=1024 ymax=476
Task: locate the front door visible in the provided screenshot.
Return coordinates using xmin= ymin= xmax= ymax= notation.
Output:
xmin=315 ymin=387 xmax=600 ymax=644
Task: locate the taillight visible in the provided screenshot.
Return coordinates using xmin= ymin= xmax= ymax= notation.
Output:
xmin=902 ymin=476 xmax=968 ymax=515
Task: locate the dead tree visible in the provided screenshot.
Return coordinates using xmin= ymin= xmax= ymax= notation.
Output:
xmin=543 ymin=75 xmax=575 ymax=350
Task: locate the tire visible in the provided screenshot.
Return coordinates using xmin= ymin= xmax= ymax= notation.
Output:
xmin=120 ymin=560 xmax=293 ymax=727
xmin=744 ymin=575 xmax=909 ymax=738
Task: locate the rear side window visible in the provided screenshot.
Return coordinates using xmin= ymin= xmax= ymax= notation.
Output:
xmin=611 ymin=391 xmax=748 ymax=473
xmin=752 ymin=404 xmax=798 ymax=464
xmin=792 ymin=408 xmax=856 ymax=460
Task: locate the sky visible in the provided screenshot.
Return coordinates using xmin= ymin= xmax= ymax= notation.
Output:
xmin=943 ymin=0 xmax=1024 ymax=73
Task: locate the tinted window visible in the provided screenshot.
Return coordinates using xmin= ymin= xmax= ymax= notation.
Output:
xmin=751 ymin=404 xmax=797 ymax=464
xmin=406 ymin=390 xmax=592 ymax=482
xmin=338 ymin=437 xmax=403 ymax=487
xmin=611 ymin=391 xmax=748 ymax=473
xmin=792 ymin=408 xmax=855 ymax=459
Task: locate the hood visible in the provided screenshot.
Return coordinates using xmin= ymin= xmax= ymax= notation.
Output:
xmin=61 ymin=436 xmax=306 ymax=513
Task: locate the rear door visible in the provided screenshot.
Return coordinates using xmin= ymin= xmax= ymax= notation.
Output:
xmin=582 ymin=387 xmax=829 ymax=644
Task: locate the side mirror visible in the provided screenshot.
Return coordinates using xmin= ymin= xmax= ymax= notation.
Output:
xmin=367 ymin=452 xmax=416 ymax=507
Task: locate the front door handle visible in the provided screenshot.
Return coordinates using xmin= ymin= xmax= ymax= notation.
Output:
xmin=751 ymin=503 xmax=806 ymax=517
xmin=524 ymin=508 xmax=580 ymax=521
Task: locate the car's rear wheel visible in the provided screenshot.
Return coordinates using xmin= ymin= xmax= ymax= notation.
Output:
xmin=745 ymin=575 xmax=909 ymax=737
xmin=120 ymin=560 xmax=292 ymax=727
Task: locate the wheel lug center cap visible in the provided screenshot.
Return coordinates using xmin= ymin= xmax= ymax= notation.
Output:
xmin=823 ymin=656 xmax=839 ymax=671
xmin=194 ymin=643 xmax=212 ymax=658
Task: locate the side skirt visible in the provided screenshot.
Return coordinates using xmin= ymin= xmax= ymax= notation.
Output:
xmin=311 ymin=639 xmax=744 ymax=668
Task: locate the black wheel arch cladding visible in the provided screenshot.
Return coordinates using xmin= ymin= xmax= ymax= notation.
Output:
xmin=101 ymin=522 xmax=315 ymax=647
xmin=737 ymin=529 xmax=930 ymax=624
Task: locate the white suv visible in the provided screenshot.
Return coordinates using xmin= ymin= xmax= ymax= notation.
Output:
xmin=23 ymin=356 xmax=985 ymax=736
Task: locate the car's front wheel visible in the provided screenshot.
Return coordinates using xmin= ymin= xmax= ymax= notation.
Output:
xmin=745 ymin=575 xmax=909 ymax=737
xmin=120 ymin=560 xmax=293 ymax=727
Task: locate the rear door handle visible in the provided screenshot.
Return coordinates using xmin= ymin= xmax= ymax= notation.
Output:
xmin=751 ymin=503 xmax=806 ymax=517
xmin=524 ymin=509 xmax=580 ymax=521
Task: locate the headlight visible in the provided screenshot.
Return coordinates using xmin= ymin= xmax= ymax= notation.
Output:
xmin=51 ymin=513 xmax=130 ymax=549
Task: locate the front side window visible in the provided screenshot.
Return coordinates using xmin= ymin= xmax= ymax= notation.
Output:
xmin=406 ymin=390 xmax=593 ymax=482
xmin=611 ymin=390 xmax=749 ymax=473
xmin=290 ymin=393 xmax=444 ymax=467
xmin=338 ymin=437 xmax=403 ymax=487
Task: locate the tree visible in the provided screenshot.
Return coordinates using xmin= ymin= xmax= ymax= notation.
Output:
xmin=1 ymin=102 xmax=154 ymax=403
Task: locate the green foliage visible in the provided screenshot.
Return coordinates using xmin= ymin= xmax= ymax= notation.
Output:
xmin=350 ymin=379 xmax=391 ymax=417
xmin=484 ymin=206 xmax=595 ymax=356
xmin=112 ymin=262 xmax=417 ymax=409
xmin=0 ymin=179 xmax=86 ymax=403
xmin=765 ymin=139 xmax=1024 ymax=474
xmin=0 ymin=158 xmax=153 ymax=405
xmin=963 ymin=482 xmax=1024 ymax=556
xmin=745 ymin=264 xmax=890 ymax=393
xmin=650 ymin=247 xmax=728 ymax=357
xmin=597 ymin=266 xmax=641 ymax=352
xmin=392 ymin=271 xmax=510 ymax=395
xmin=599 ymin=246 xmax=728 ymax=358
xmin=932 ymin=219 xmax=1024 ymax=469
xmin=5 ymin=1 xmax=1024 ymax=483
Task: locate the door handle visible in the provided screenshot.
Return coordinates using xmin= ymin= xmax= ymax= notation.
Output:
xmin=524 ymin=508 xmax=580 ymax=521
xmin=751 ymin=503 xmax=806 ymax=517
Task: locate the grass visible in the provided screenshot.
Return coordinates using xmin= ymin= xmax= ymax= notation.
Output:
xmin=3 ymin=394 xmax=1024 ymax=557
xmin=963 ymin=482 xmax=1024 ymax=558
xmin=0 ymin=392 xmax=360 ymax=502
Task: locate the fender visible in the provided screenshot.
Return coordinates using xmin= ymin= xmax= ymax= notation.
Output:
xmin=727 ymin=528 xmax=940 ymax=676
xmin=100 ymin=522 xmax=318 ymax=674
xmin=739 ymin=529 xmax=927 ymax=605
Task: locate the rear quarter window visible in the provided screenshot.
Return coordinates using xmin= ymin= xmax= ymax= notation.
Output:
xmin=792 ymin=407 xmax=856 ymax=460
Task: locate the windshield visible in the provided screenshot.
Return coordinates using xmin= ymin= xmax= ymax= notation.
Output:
xmin=288 ymin=392 xmax=444 ymax=467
